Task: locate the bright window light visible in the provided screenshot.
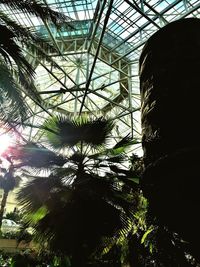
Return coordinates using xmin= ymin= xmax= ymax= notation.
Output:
xmin=0 ymin=133 xmax=13 ymax=155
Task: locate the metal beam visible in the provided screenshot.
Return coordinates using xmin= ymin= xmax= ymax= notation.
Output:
xmin=79 ymin=0 xmax=115 ymax=114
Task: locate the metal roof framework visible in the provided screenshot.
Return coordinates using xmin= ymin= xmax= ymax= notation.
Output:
xmin=1 ymin=0 xmax=200 ymax=155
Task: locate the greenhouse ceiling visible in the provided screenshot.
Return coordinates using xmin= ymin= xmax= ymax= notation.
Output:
xmin=1 ymin=0 xmax=200 ymax=155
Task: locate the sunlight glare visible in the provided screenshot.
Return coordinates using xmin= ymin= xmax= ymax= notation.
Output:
xmin=0 ymin=134 xmax=12 ymax=155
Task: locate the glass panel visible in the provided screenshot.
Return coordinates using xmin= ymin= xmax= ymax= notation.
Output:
xmin=1 ymin=0 xmax=200 ymax=155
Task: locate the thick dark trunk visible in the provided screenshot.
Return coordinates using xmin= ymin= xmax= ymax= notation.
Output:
xmin=0 ymin=190 xmax=9 ymax=229
xmin=139 ymin=18 xmax=200 ymax=261
xmin=71 ymin=252 xmax=88 ymax=267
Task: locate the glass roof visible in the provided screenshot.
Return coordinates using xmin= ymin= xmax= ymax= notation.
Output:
xmin=1 ymin=0 xmax=200 ymax=156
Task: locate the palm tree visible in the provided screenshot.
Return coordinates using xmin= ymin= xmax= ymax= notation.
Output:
xmin=0 ymin=0 xmax=71 ymax=124
xmin=0 ymin=1 xmax=70 ymax=227
xmin=0 ymin=161 xmax=21 ymax=230
xmin=5 ymin=115 xmax=141 ymax=266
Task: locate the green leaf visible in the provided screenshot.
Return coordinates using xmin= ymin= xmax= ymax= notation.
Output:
xmin=112 ymin=147 xmax=125 ymax=155
xmin=127 ymin=177 xmax=139 ymax=184
xmin=141 ymin=227 xmax=153 ymax=244
xmin=149 ymin=243 xmax=153 ymax=254
xmin=25 ymin=206 xmax=48 ymax=224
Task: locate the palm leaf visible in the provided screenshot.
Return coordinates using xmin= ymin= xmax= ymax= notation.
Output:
xmin=29 ymin=189 xmax=125 ymax=255
xmin=51 ymin=167 xmax=77 ymax=179
xmin=17 ymin=176 xmax=59 ymax=213
xmin=0 ymin=60 xmax=30 ymax=121
xmin=0 ymin=11 xmax=61 ymax=61
xmin=0 ymin=1 xmax=75 ymax=125
xmin=0 ymin=24 xmax=35 ymax=76
xmin=18 ymin=165 xmax=136 ymax=254
xmin=50 ymin=167 xmax=77 ymax=186
xmin=0 ymin=10 xmax=70 ymax=71
xmin=79 ymin=117 xmax=114 ymax=147
xmin=0 ymin=171 xmax=16 ymax=192
xmin=69 ymin=152 xmax=86 ymax=164
xmin=108 ymin=164 xmax=140 ymax=187
xmin=111 ymin=134 xmax=140 ymax=155
xmin=113 ymin=134 xmax=133 ymax=149
xmin=5 ymin=142 xmax=67 ymax=168
xmin=0 ymin=24 xmax=43 ymax=106
xmin=0 ymin=0 xmax=73 ymax=28
xmin=106 ymin=155 xmax=126 ymax=163
xmin=18 ymin=174 xmax=73 ymax=214
xmin=0 ymin=11 xmax=34 ymax=41
xmin=43 ymin=115 xmax=114 ymax=149
xmin=88 ymin=134 xmax=138 ymax=161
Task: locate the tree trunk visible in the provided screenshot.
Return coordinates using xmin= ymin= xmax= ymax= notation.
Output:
xmin=0 ymin=190 xmax=9 ymax=230
xmin=139 ymin=18 xmax=200 ymax=261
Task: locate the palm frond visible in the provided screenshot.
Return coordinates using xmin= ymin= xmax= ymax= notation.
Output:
xmin=113 ymin=134 xmax=133 ymax=149
xmin=17 ymin=177 xmax=50 ymax=213
xmin=0 ymin=24 xmax=35 ymax=76
xmin=29 ymin=190 xmax=125 ymax=255
xmin=111 ymin=134 xmax=140 ymax=155
xmin=5 ymin=142 xmax=67 ymax=169
xmin=105 ymin=155 xmax=126 ymax=164
xmin=1 ymin=0 xmax=73 ymax=28
xmin=51 ymin=167 xmax=77 ymax=179
xmin=69 ymin=152 xmax=86 ymax=164
xmin=14 ymin=68 xmax=43 ymax=105
xmin=0 ymin=10 xmax=30 ymax=40
xmin=24 ymin=40 xmax=57 ymax=63
xmin=0 ymin=3 xmax=74 ymax=122
xmin=43 ymin=115 xmax=114 ymax=149
xmin=0 ymin=10 xmax=68 ymax=67
xmin=79 ymin=117 xmax=114 ymax=147
xmin=0 ymin=11 xmax=60 ymax=58
xmin=0 ymin=11 xmax=39 ymax=43
xmin=50 ymin=167 xmax=77 ymax=186
xmin=0 ymin=24 xmax=43 ymax=105
xmin=0 ymin=47 xmax=12 ymax=66
xmin=0 ymin=171 xmax=16 ymax=192
xmin=0 ymin=60 xmax=30 ymax=121
xmin=109 ymin=164 xmax=140 ymax=187
xmin=88 ymin=135 xmax=138 ymax=161
xmin=17 ymin=175 xmax=65 ymax=213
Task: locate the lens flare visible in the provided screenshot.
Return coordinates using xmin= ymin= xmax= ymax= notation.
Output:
xmin=0 ymin=134 xmax=12 ymax=155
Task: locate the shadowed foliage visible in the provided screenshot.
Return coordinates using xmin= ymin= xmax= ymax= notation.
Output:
xmin=6 ymin=115 xmax=142 ymax=266
xmin=0 ymin=0 xmax=72 ymax=124
xmin=0 ymin=163 xmax=21 ymax=229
